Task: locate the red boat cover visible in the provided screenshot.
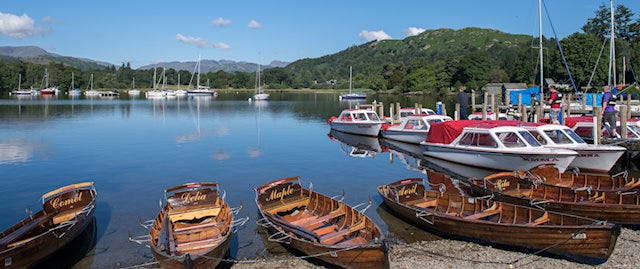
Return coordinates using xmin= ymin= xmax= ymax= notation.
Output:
xmin=425 ymin=120 xmax=537 ymax=144
xmin=563 ymin=116 xmax=594 ymax=128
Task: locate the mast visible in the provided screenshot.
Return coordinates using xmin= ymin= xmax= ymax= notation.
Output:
xmin=349 ymin=66 xmax=353 ymax=94
xmin=71 ymin=72 xmax=74 ymax=90
xmin=608 ymin=0 xmax=616 ymax=88
xmin=18 ymin=73 xmax=21 ymax=91
xmin=538 ymin=0 xmax=544 ymax=102
xmin=196 ymin=55 xmax=201 ymax=88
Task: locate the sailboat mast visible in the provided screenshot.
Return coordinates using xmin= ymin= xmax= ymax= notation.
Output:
xmin=349 ymin=66 xmax=353 ymax=94
xmin=608 ymin=0 xmax=616 ymax=87
xmin=18 ymin=73 xmax=21 ymax=90
xmin=196 ymin=56 xmax=201 ymax=88
xmin=538 ymin=0 xmax=544 ymax=102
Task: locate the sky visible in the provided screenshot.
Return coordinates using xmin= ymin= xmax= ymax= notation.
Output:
xmin=1 ymin=0 xmax=639 ymax=68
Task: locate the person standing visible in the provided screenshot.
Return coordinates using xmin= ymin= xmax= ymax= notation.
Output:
xmin=456 ymin=86 xmax=469 ymax=120
xmin=602 ymin=85 xmax=619 ymax=138
xmin=547 ymin=85 xmax=562 ymax=124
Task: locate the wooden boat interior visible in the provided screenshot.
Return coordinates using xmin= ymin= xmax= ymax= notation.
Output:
xmin=151 ymin=183 xmax=231 ymax=256
xmin=382 ymin=178 xmax=601 ymax=226
xmin=256 ymin=177 xmax=379 ymax=246
xmin=0 ymin=182 xmax=96 ymax=251
xmin=527 ymin=165 xmax=640 ymax=191
xmin=477 ymin=174 xmax=640 ymax=206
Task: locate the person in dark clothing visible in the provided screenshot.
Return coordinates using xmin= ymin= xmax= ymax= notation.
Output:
xmin=456 ymin=86 xmax=469 ymax=119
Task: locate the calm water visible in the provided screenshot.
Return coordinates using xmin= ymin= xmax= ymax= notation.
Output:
xmin=0 ymin=91 xmax=598 ymax=268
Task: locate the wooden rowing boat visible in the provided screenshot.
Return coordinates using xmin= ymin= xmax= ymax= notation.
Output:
xmin=0 ymin=182 xmax=97 ymax=268
xmin=149 ymin=182 xmax=233 ymax=269
xmin=518 ymin=164 xmax=640 ymax=192
xmin=467 ymin=169 xmax=640 ymax=225
xmin=378 ymin=175 xmax=620 ymax=264
xmin=255 ymin=176 xmax=387 ymax=269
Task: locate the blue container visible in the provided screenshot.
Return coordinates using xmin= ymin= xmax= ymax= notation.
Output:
xmin=436 ymin=101 xmax=443 ymax=115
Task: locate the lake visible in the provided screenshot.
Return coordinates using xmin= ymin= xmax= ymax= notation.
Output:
xmin=0 ymin=92 xmax=459 ymax=268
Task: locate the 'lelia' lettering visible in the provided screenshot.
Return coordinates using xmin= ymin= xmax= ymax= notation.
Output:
xmin=266 ymin=185 xmax=294 ymax=202
xmin=50 ymin=192 xmax=83 ymax=209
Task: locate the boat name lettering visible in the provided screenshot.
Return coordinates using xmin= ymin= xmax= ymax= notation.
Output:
xmin=398 ymin=184 xmax=418 ymax=196
xmin=577 ymin=153 xmax=600 ymax=158
xmin=266 ymin=185 xmax=294 ymax=202
xmin=495 ymin=179 xmax=510 ymax=190
xmin=181 ymin=191 xmax=207 ymax=203
xmin=50 ymin=192 xmax=83 ymax=209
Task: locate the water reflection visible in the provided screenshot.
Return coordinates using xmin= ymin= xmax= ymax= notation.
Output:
xmin=0 ymin=138 xmax=47 ymax=164
xmin=247 ymin=100 xmax=267 ymax=158
xmin=328 ymin=130 xmax=385 ymax=158
xmin=33 ymin=217 xmax=98 ymax=269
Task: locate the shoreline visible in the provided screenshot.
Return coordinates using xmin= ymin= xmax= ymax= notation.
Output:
xmin=229 ymin=227 xmax=640 ymax=268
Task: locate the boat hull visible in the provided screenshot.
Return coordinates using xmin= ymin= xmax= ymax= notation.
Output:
xmin=253 ymin=93 xmax=269 ymax=100
xmin=422 ymin=144 xmax=576 ymax=173
xmin=330 ymin=122 xmax=382 ymax=137
xmin=568 ymin=148 xmax=625 ymax=173
xmin=380 ymin=129 xmax=428 ymax=144
xmin=151 ymin=231 xmax=231 ymax=269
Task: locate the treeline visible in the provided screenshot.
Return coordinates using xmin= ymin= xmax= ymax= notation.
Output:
xmin=0 ymin=4 xmax=638 ymax=95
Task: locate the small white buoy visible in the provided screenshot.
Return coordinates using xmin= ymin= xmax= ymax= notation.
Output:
xmin=248 ymin=98 xmax=252 ymax=102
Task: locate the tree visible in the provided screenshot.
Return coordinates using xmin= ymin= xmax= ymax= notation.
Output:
xmin=582 ymin=4 xmax=638 ymax=42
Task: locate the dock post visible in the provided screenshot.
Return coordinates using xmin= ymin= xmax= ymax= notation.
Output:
xmin=627 ymin=97 xmax=632 ymax=119
xmin=414 ymin=103 xmax=419 ymax=115
xmin=505 ymin=91 xmax=510 ymax=107
xmin=595 ymin=107 xmax=602 ymax=145
xmin=536 ymin=103 xmax=542 ymax=123
xmin=455 ymin=103 xmax=460 ymax=120
xmin=582 ymin=94 xmax=587 ymax=110
xmin=442 ymin=103 xmax=447 ymax=117
xmin=483 ymin=92 xmax=488 ymax=120
xmin=395 ymin=102 xmax=401 ymax=123
xmin=566 ymin=93 xmax=572 ymax=117
xmin=389 ymin=105 xmax=394 ymax=123
xmin=378 ymin=102 xmax=384 ymax=118
xmin=592 ymin=93 xmax=597 ymax=113
xmin=471 ymin=90 xmax=476 ymax=112
xmin=491 ymin=94 xmax=496 ymax=117
xmin=621 ymin=105 xmax=628 ymax=139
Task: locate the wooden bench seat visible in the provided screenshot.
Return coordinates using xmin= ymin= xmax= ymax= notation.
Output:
xmin=296 ymin=209 xmax=346 ymax=229
xmin=265 ymin=197 xmax=310 ymax=214
xmin=320 ymin=221 xmax=366 ymax=245
xmin=406 ymin=199 xmax=437 ymax=208
xmin=175 ymin=236 xmax=223 ymax=252
xmin=463 ymin=209 xmax=500 ymax=220
xmin=173 ymin=220 xmax=221 ymax=234
xmin=169 ymin=207 xmax=221 ymax=222
xmin=525 ymin=212 xmax=549 ymax=226
xmin=0 ymin=215 xmax=49 ymax=248
xmin=313 ymin=224 xmax=338 ymax=236
xmin=53 ymin=211 xmax=79 ymax=225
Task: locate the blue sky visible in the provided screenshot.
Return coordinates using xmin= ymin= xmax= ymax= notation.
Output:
xmin=1 ymin=0 xmax=638 ymax=68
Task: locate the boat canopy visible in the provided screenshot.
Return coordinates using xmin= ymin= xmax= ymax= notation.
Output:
xmin=425 ymin=120 xmax=535 ymax=144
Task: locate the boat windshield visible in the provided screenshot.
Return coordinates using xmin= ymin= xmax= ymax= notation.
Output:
xmin=366 ymin=112 xmax=380 ymax=121
xmin=405 ymin=119 xmax=427 ymax=130
xmin=543 ymin=129 xmax=574 ymax=145
xmin=528 ymin=130 xmax=547 ymax=145
xmin=519 ymin=131 xmax=542 ymax=147
xmin=563 ymin=129 xmax=586 ymax=143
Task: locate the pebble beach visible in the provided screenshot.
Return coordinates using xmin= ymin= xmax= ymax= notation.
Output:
xmin=230 ymin=227 xmax=640 ymax=269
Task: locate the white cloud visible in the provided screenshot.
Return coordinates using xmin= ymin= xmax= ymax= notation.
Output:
xmin=359 ymin=30 xmax=392 ymax=42
xmin=211 ymin=17 xmax=231 ymax=27
xmin=175 ymin=34 xmax=230 ymax=50
xmin=247 ymin=20 xmax=262 ymax=29
xmin=0 ymin=12 xmax=48 ymax=38
xmin=404 ymin=27 xmax=426 ymax=37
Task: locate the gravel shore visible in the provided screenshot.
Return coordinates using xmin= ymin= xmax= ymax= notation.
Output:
xmin=230 ymin=227 xmax=640 ymax=269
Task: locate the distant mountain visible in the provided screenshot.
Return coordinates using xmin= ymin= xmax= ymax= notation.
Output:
xmin=0 ymin=46 xmax=112 ymax=70
xmin=138 ymin=59 xmax=289 ymax=73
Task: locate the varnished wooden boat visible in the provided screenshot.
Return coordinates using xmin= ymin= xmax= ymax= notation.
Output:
xmin=467 ymin=170 xmax=640 ymax=225
xmin=511 ymin=164 xmax=640 ymax=192
xmin=255 ymin=176 xmax=387 ymax=269
xmin=378 ymin=175 xmax=620 ymax=264
xmin=0 ymin=182 xmax=97 ymax=268
xmin=149 ymin=182 xmax=233 ymax=269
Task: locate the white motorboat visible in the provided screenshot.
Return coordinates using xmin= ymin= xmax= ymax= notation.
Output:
xmin=522 ymin=123 xmax=625 ymax=173
xmin=381 ymin=114 xmax=452 ymax=144
xmin=328 ymin=108 xmax=384 ymax=137
xmin=421 ymin=120 xmax=577 ymax=173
